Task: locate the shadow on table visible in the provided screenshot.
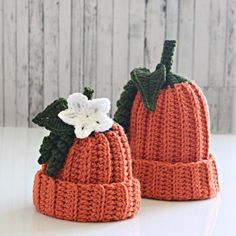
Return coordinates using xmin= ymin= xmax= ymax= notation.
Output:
xmin=0 ymin=205 xmax=141 ymax=236
xmin=140 ymin=196 xmax=221 ymax=236
xmin=0 ymin=196 xmax=221 ymax=236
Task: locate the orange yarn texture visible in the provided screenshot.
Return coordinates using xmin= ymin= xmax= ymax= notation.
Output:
xmin=33 ymin=124 xmax=141 ymax=222
xmin=129 ymin=82 xmax=220 ymax=200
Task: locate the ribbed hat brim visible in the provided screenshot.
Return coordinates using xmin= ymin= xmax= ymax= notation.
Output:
xmin=33 ymin=170 xmax=141 ymax=222
xmin=133 ymin=153 xmax=220 ymax=200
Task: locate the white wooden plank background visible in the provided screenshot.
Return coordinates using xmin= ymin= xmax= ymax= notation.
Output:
xmin=225 ymin=0 xmax=236 ymax=133
xmin=208 ymin=0 xmax=227 ymax=88
xmin=0 ymin=0 xmax=235 ymax=134
xmin=129 ymin=0 xmax=145 ymax=70
xmin=3 ymin=0 xmax=16 ymax=126
xmin=83 ymin=0 xmax=97 ymax=92
xmin=112 ymin=0 xmax=129 ymax=114
xmin=59 ymin=0 xmax=71 ymax=99
xmin=44 ymin=0 xmax=59 ymax=106
xmin=28 ymin=0 xmax=44 ymax=127
xmin=193 ymin=0 xmax=210 ymax=87
xmin=165 ymin=0 xmax=178 ymax=72
xmin=71 ymin=0 xmax=84 ymax=93
xmin=96 ymin=0 xmax=113 ymax=100
xmin=16 ymin=0 xmax=29 ymax=126
xmin=177 ymin=0 xmax=194 ymax=78
xmin=0 ymin=0 xmax=3 ymax=126
xmin=144 ymin=0 xmax=165 ymax=70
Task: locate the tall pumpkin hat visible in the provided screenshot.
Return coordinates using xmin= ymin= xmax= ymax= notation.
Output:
xmin=32 ymin=88 xmax=140 ymax=222
xmin=114 ymin=40 xmax=220 ymax=200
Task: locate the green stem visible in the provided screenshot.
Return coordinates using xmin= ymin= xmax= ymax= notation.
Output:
xmin=159 ymin=40 xmax=176 ymax=81
xmin=83 ymin=87 xmax=94 ymax=100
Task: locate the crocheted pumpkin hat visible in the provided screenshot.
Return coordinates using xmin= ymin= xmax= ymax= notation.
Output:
xmin=114 ymin=40 xmax=220 ymax=201
xmin=32 ymin=88 xmax=140 ymax=222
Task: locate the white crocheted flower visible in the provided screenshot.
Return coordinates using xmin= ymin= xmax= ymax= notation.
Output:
xmin=58 ymin=93 xmax=113 ymax=139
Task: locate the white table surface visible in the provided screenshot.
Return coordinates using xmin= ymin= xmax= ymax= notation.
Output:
xmin=0 ymin=127 xmax=235 ymax=236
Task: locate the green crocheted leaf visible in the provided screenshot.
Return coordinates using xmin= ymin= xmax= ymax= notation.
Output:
xmin=45 ymin=133 xmax=75 ymax=177
xmin=38 ymin=132 xmax=74 ymax=177
xmin=33 ymin=99 xmax=74 ymax=175
xmin=34 ymin=87 xmax=96 ymax=177
xmin=38 ymin=133 xmax=57 ymax=164
xmin=37 ymin=131 xmax=75 ymax=176
xmin=131 ymin=64 xmax=166 ymax=111
xmin=114 ymin=40 xmax=190 ymax=133
xmin=114 ymin=80 xmax=138 ymax=132
xmin=32 ymin=98 xmax=74 ymax=134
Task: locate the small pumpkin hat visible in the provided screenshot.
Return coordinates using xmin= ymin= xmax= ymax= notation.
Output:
xmin=32 ymin=88 xmax=140 ymax=222
xmin=114 ymin=40 xmax=220 ymax=201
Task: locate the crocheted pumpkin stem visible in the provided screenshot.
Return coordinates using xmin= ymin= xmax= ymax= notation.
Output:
xmin=83 ymin=87 xmax=94 ymax=100
xmin=159 ymin=40 xmax=176 ymax=76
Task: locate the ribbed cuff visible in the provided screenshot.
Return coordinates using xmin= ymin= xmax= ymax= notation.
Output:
xmin=132 ymin=153 xmax=220 ymax=200
xmin=33 ymin=171 xmax=141 ymax=222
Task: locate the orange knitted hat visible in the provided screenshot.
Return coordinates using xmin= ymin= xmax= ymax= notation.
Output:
xmin=32 ymin=88 xmax=140 ymax=222
xmin=114 ymin=40 xmax=220 ymax=201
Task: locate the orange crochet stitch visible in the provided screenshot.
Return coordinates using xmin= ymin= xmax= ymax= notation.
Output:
xmin=114 ymin=40 xmax=220 ymax=200
xmin=33 ymin=124 xmax=140 ymax=222
xmin=33 ymin=91 xmax=140 ymax=222
xmin=130 ymin=82 xmax=219 ymax=200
